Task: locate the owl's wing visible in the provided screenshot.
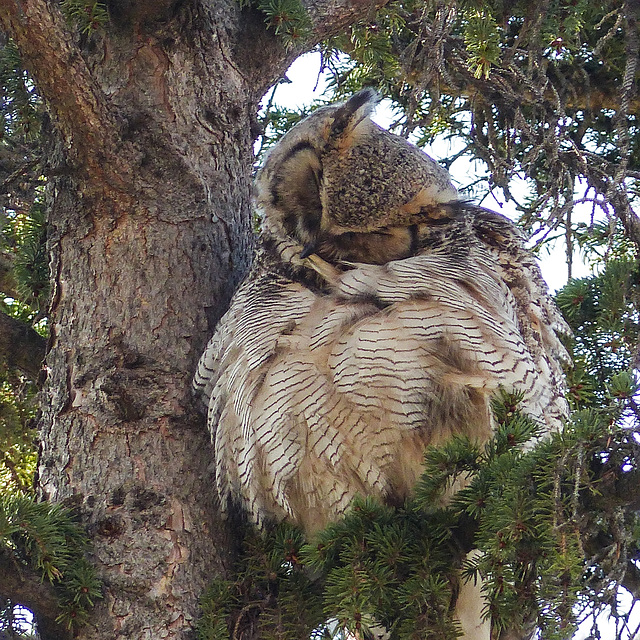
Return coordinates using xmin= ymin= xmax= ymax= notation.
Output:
xmin=334 ymin=248 xmax=568 ymax=436
xmin=466 ymin=207 xmax=571 ymax=427
xmin=193 ymin=261 xmax=318 ymax=518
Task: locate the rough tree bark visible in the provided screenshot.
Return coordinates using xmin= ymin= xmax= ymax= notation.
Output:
xmin=0 ymin=0 xmax=386 ymax=638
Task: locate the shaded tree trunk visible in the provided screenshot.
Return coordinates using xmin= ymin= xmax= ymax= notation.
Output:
xmin=0 ymin=0 xmax=384 ymax=638
xmin=35 ymin=8 xmax=256 ymax=638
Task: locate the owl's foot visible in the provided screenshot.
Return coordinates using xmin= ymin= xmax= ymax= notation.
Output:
xmin=303 ymin=253 xmax=342 ymax=284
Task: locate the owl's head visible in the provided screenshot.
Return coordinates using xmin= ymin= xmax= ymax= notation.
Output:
xmin=256 ymin=89 xmax=458 ymax=262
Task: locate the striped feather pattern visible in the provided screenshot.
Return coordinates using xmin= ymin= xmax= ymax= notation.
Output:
xmin=194 ymin=206 xmax=569 ymax=534
xmin=193 ymin=94 xmax=569 ymax=639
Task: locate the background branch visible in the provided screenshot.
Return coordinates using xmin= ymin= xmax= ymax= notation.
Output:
xmin=0 ymin=0 xmax=127 ymax=186
xmin=238 ymin=0 xmax=389 ymax=94
xmin=304 ymin=0 xmax=386 ymax=40
xmin=0 ymin=311 xmax=46 ymax=379
xmin=0 ymin=548 xmax=69 ymax=640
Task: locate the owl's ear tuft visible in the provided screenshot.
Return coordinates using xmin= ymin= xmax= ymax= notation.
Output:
xmin=328 ymin=88 xmax=380 ymax=148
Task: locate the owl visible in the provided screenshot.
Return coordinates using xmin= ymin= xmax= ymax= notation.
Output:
xmin=194 ymin=89 xmax=569 ymax=637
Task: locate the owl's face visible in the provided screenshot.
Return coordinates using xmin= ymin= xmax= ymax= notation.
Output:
xmin=256 ymin=89 xmax=458 ymax=265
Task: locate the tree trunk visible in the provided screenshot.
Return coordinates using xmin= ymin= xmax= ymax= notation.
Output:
xmin=36 ymin=13 xmax=255 ymax=640
xmin=27 ymin=4 xmax=257 ymax=638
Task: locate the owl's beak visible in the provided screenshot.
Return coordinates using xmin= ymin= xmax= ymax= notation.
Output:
xmin=300 ymin=242 xmax=317 ymax=259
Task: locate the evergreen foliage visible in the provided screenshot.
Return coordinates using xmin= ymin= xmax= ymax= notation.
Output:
xmin=198 ymin=522 xmax=324 ymax=640
xmin=0 ymin=40 xmax=43 ymax=228
xmin=0 ymin=42 xmax=41 ymax=142
xmin=239 ymin=0 xmax=311 ymax=48
xmin=556 ymin=258 xmax=639 ymax=410
xmin=197 ymin=389 xmax=639 ymax=640
xmin=0 ymin=495 xmax=102 ymax=631
xmin=0 ymin=370 xmax=37 ymax=495
xmin=59 ymin=0 xmax=108 ymax=33
xmin=2 ymin=195 xmax=49 ymax=316
xmin=0 ymin=191 xmax=47 ymax=501
xmin=257 ymin=0 xmax=311 ymax=48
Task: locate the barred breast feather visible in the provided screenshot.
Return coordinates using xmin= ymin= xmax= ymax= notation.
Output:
xmin=194 ymin=201 xmax=569 ymax=534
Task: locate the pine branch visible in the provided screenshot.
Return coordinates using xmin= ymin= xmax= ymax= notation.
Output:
xmin=621 ymin=561 xmax=640 ymax=601
xmin=237 ymin=0 xmax=389 ymax=93
xmin=0 ymin=148 xmax=40 ymax=191
xmin=0 ymin=496 xmax=102 ymax=638
xmin=0 ymin=310 xmax=46 ymax=379
xmin=608 ymin=189 xmax=640 ymax=254
xmin=303 ymin=0 xmax=389 ymax=42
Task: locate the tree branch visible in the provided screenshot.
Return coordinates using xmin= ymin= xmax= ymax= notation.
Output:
xmin=237 ymin=0 xmax=388 ymax=95
xmin=0 ymin=311 xmax=46 ymax=379
xmin=0 ymin=548 xmax=70 ymax=640
xmin=611 ymin=190 xmax=640 ymax=253
xmin=304 ymin=0 xmax=386 ymax=41
xmin=622 ymin=560 xmax=640 ymax=601
xmin=0 ymin=0 xmax=128 ymax=188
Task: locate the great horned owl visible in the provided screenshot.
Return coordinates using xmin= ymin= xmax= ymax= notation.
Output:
xmin=194 ymin=89 xmax=569 ymax=633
